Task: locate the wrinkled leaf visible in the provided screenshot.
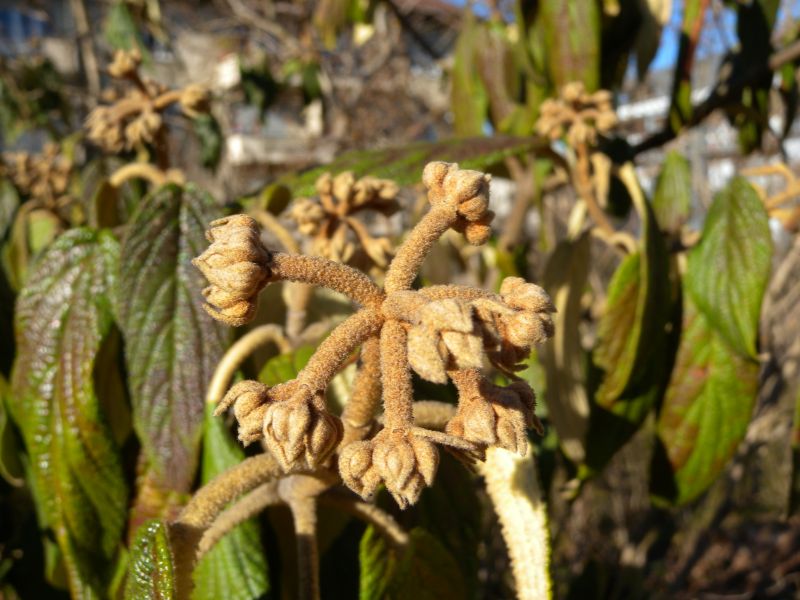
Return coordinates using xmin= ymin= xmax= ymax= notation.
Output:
xmin=117 ymin=184 xmax=228 ymax=511
xmin=359 ymin=527 xmax=464 ymax=600
xmin=278 ymin=136 xmax=552 ymax=198
xmin=686 ymin=177 xmax=772 ymax=357
xmin=192 ymin=403 xmax=269 ymax=600
xmin=652 ymin=150 xmax=691 ymax=234
xmin=259 ymin=345 xmax=315 ymax=387
xmin=540 ymin=233 xmax=591 ymax=463
xmin=652 ymin=296 xmax=759 ymax=505
xmin=125 ymin=520 xmax=175 ymax=600
xmin=9 ymin=228 xmax=128 ymax=595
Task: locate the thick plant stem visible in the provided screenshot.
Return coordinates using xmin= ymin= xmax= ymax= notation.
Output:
xmin=384 ymin=205 xmax=456 ymax=292
xmin=341 ymin=336 xmax=381 ymax=444
xmin=296 ymin=309 xmax=383 ymax=393
xmin=206 ymin=324 xmax=291 ymax=405
xmin=171 ymin=453 xmax=283 ymax=599
xmin=419 ymin=284 xmax=496 ymax=302
xmin=109 ymin=162 xmax=173 ymax=188
xmin=479 ymin=447 xmax=552 ymax=600
xmin=290 ymin=496 xmax=321 ymax=600
xmin=271 ymin=252 xmax=384 ymax=307
xmin=379 ymin=320 xmax=413 ymax=430
xmin=320 ymin=492 xmax=409 ymax=548
xmin=197 ymin=482 xmax=282 ymax=558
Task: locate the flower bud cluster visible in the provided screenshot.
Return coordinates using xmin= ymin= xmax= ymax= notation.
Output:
xmin=422 ymin=161 xmax=494 ymax=245
xmin=339 ymin=429 xmax=438 ymax=508
xmin=288 ymin=171 xmax=399 ymax=268
xmin=2 ymin=143 xmax=72 ymax=207
xmin=217 ymin=379 xmax=343 ymax=470
xmin=536 ymin=82 xmax=617 ymax=147
xmin=192 ymin=215 xmax=272 ymax=326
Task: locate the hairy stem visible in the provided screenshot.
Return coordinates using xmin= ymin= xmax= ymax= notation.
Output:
xmin=206 ymin=324 xmax=291 ymax=405
xmin=320 ymin=492 xmax=409 ymax=548
xmin=171 ymin=453 xmax=283 ymax=598
xmin=197 ymin=482 xmax=282 ymax=558
xmin=341 ymin=335 xmax=382 ymax=444
xmin=573 ymin=145 xmax=615 ymax=237
xmin=109 ymin=163 xmax=171 ymax=188
xmin=296 ymin=309 xmax=383 ymax=393
xmin=290 ymin=496 xmax=320 ymax=600
xmin=419 ymin=285 xmax=496 ymax=302
xmin=271 ymin=253 xmax=384 ymax=308
xmin=384 ymin=204 xmax=457 ymax=292
xmin=379 ymin=319 xmax=414 ymax=430
xmin=479 ymin=447 xmax=552 ymax=600
xmin=284 ymin=282 xmax=314 ymax=341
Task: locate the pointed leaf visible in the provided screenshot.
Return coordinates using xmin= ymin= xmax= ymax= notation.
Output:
xmin=278 ymin=136 xmax=552 ymax=198
xmin=685 ymin=177 xmax=772 ymax=357
xmin=539 ymin=0 xmax=601 ymax=91
xmin=9 ymin=228 xmax=128 ymax=595
xmin=192 ymin=403 xmax=269 ymax=600
xmin=117 ymin=184 xmax=228 ymax=510
xmin=653 ymin=296 xmax=759 ymax=505
xmin=652 ymin=151 xmax=691 ymax=235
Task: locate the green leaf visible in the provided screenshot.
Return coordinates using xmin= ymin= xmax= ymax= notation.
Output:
xmin=413 ymin=455 xmax=481 ymax=592
xmin=685 ymin=177 xmax=772 ymax=357
xmin=125 ymin=520 xmax=176 ymax=600
xmin=117 ymin=184 xmax=228 ymax=507
xmin=259 ymin=345 xmax=315 ymax=386
xmin=9 ymin=228 xmax=128 ymax=595
xmin=192 ymin=404 xmax=269 ymax=600
xmin=539 ymin=0 xmax=601 ymax=91
xmin=450 ymin=12 xmax=489 ymax=136
xmin=652 ymin=151 xmax=692 ymax=235
xmin=192 ymin=115 xmax=223 ymax=170
xmin=652 ymin=296 xmax=759 ymax=505
xmin=278 ymin=136 xmax=552 ymax=198
xmin=358 ymin=527 xmax=464 ymax=600
xmin=0 ymin=178 xmax=19 ymax=241
xmin=104 ymin=1 xmax=150 ymax=59
xmin=0 ymin=373 xmax=23 ymax=485
xmin=540 ymin=234 xmax=591 ymax=463
xmin=359 ymin=525 xmax=395 ymax=600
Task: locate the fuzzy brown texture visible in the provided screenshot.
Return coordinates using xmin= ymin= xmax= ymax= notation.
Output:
xmin=341 ymin=336 xmax=382 ymax=444
xmin=2 ymin=143 xmax=73 ymax=209
xmin=193 ymin=215 xmax=272 ymax=326
xmin=447 ymin=368 xmax=543 ymax=455
xmin=288 ymin=171 xmax=400 ymax=269
xmin=383 ymin=161 xmax=492 ymax=292
xmin=536 ymin=81 xmax=617 ymax=147
xmin=270 ymin=253 xmax=384 ymax=308
xmin=199 ymin=162 xmax=555 ymax=509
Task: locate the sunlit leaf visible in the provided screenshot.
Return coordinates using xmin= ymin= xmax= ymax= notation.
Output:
xmin=117 ymin=184 xmax=228 ymax=521
xmin=540 ymin=233 xmax=591 ymax=463
xmin=278 ymin=136 xmax=552 ymax=198
xmin=652 ymin=296 xmax=759 ymax=505
xmin=451 ymin=12 xmax=489 ymax=136
xmin=9 ymin=228 xmax=128 ymax=595
xmin=359 ymin=527 xmax=464 ymax=600
xmin=686 ymin=177 xmax=772 ymax=357
xmin=652 ymin=150 xmax=691 ymax=235
xmin=539 ymin=0 xmax=601 ymax=91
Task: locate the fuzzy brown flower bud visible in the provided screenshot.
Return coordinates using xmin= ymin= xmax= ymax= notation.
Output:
xmin=107 ymin=48 xmax=142 ymax=79
xmin=179 ymin=84 xmax=211 ymax=118
xmin=215 ymin=380 xmax=270 ymax=443
xmin=422 ymin=161 xmax=494 ymax=245
xmin=193 ymin=215 xmax=272 ymax=326
xmin=447 ymin=373 xmax=541 ymax=455
xmin=339 ymin=429 xmax=439 ymax=508
xmin=262 ymin=387 xmax=343 ymax=471
xmin=406 ymin=298 xmax=485 ymax=384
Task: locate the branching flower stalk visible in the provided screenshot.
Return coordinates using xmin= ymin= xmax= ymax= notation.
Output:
xmin=186 ymin=162 xmax=556 ymax=599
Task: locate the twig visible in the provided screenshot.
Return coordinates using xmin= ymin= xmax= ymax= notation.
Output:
xmin=633 ymin=39 xmax=800 ymax=156
xmin=320 ymin=491 xmax=410 ymax=548
xmin=68 ymin=0 xmax=100 ymax=101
